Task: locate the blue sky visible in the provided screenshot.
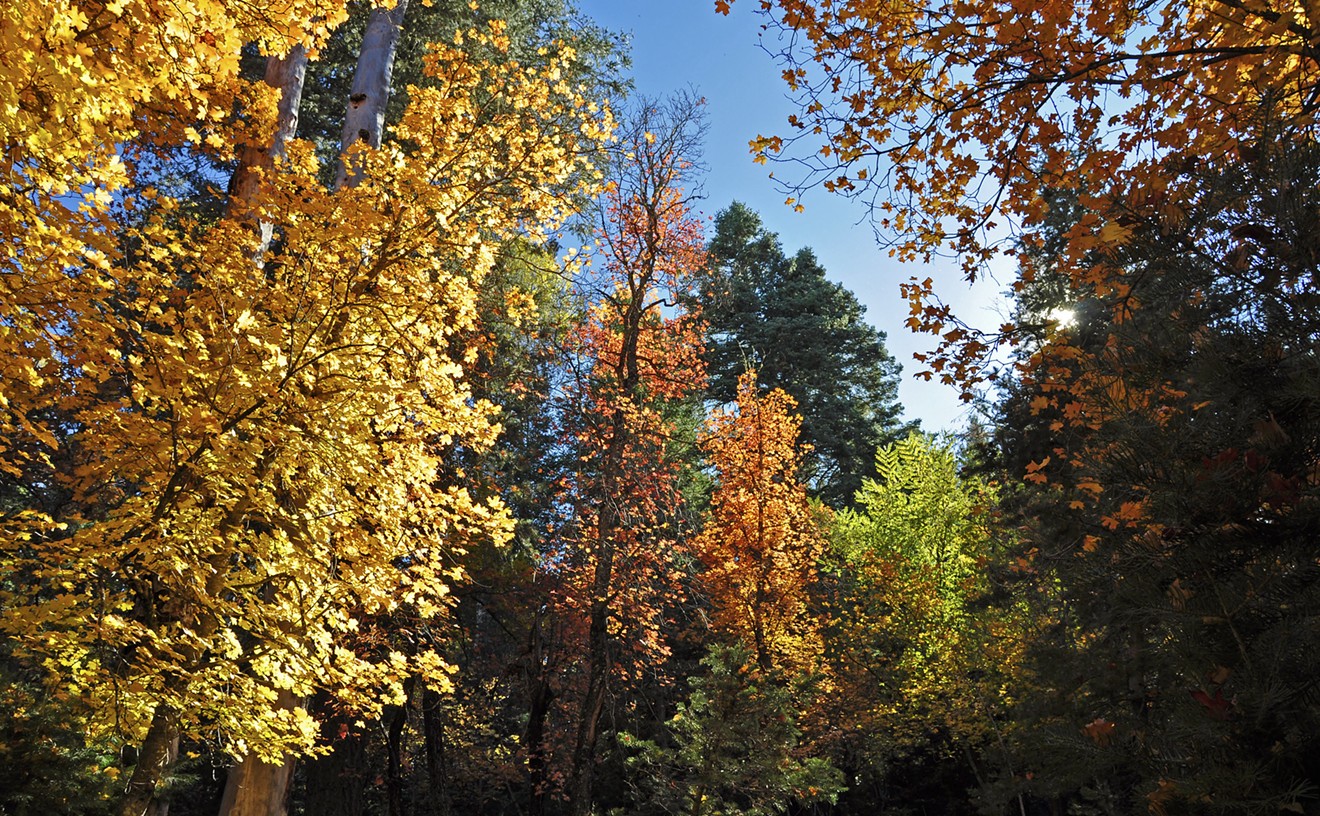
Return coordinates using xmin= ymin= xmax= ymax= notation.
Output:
xmin=574 ymin=0 xmax=1003 ymax=432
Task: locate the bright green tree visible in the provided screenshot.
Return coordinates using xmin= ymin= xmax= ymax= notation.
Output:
xmin=820 ymin=434 xmax=1022 ymax=813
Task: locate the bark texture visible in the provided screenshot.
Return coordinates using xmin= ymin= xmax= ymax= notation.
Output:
xmin=335 ymin=0 xmax=410 ymax=189
xmin=118 ymin=706 xmax=180 ymax=816
xmin=227 ymin=45 xmax=310 ymax=252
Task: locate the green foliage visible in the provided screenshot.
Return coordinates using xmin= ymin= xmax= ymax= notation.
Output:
xmin=697 ymin=202 xmax=912 ymax=507
xmin=615 ymin=644 xmax=843 ymax=816
xmin=818 ymin=434 xmax=1022 ymax=812
xmin=462 ymin=238 xmax=582 ymax=549
xmin=0 ymin=662 xmax=117 ymax=816
xmin=840 ymin=433 xmax=990 ymax=606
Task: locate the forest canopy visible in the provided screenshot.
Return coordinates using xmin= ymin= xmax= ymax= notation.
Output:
xmin=2 ymin=1 xmax=1319 ymax=815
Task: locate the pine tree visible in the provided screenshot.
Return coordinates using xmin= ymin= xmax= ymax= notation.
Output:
xmin=698 ymin=202 xmax=911 ymax=507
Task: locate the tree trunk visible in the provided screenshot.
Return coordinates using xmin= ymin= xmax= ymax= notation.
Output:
xmin=568 ymin=261 xmax=655 ymax=816
xmin=149 ymin=736 xmax=181 ymax=816
xmin=215 ymin=42 xmax=313 ymax=816
xmin=523 ymin=614 xmax=555 ymax=816
xmin=214 ymin=4 xmax=411 ymax=809
xmin=120 ymin=523 xmax=253 ymax=815
xmin=216 ymin=759 xmax=294 ymax=816
xmin=227 ymin=45 xmax=310 ymax=252
xmin=302 ymin=692 xmax=368 ymax=816
xmin=118 ymin=58 xmax=309 ymax=798
xmin=422 ymin=688 xmax=454 ymax=816
xmin=568 ymin=409 xmax=629 ymax=816
xmin=335 ymin=0 xmax=411 ymax=189
xmin=385 ymin=681 xmax=413 ymax=816
xmin=569 ymin=597 xmax=610 ymax=815
xmin=118 ymin=705 xmax=181 ymax=816
xmin=215 ymin=690 xmax=297 ymax=816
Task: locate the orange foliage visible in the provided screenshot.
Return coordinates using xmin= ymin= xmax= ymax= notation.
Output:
xmin=695 ymin=371 xmax=827 ymax=672
xmin=723 ymin=0 xmax=1320 ymax=392
xmin=545 ymin=98 xmax=710 ymax=812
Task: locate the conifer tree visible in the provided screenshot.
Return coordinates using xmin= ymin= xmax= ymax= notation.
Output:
xmin=698 ymin=203 xmax=911 ymax=507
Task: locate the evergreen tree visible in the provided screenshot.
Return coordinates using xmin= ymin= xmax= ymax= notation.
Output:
xmin=698 ymin=202 xmax=912 ymax=507
xmin=982 ymin=123 xmax=1320 ymax=815
xmin=616 ymin=644 xmax=843 ymax=816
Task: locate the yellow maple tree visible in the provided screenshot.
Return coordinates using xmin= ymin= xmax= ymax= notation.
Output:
xmin=0 ymin=9 xmax=612 ymax=812
xmin=1 ymin=0 xmax=351 ymax=457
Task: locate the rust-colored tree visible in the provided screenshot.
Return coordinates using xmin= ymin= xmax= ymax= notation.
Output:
xmin=544 ymin=95 xmax=710 ymax=815
xmin=694 ymin=371 xmax=827 ymax=674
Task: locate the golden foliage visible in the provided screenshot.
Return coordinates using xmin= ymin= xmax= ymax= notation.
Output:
xmin=0 ymin=15 xmax=611 ymax=761
xmin=0 ymin=0 xmax=351 ymax=455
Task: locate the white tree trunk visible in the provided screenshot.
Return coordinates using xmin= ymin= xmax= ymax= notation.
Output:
xmin=227 ymin=45 xmax=310 ymax=253
xmin=206 ymin=44 xmax=312 ymax=816
xmin=334 ymin=0 xmax=411 ymax=189
xmin=216 ymin=7 xmax=408 ymax=811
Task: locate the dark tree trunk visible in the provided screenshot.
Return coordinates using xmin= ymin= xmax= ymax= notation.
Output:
xmin=421 ymin=688 xmax=454 ymax=816
xmin=302 ymin=692 xmax=368 ymax=816
xmin=569 ymin=407 xmax=631 ymax=816
xmin=568 ymin=603 xmax=610 ymax=815
xmin=524 ymin=616 xmax=556 ymax=816
xmin=118 ymin=705 xmax=180 ymax=816
xmin=385 ymin=691 xmax=411 ymax=816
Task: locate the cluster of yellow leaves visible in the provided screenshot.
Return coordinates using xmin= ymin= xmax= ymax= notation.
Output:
xmin=0 ymin=17 xmax=612 ymax=761
xmin=695 ymin=371 xmax=826 ymax=673
xmin=0 ymin=0 xmax=350 ymax=458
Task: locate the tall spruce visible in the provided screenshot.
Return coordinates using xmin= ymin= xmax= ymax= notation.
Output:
xmin=698 ymin=202 xmax=911 ymax=507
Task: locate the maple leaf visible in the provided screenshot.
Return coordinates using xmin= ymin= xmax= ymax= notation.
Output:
xmin=1190 ymin=689 xmax=1232 ymax=720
